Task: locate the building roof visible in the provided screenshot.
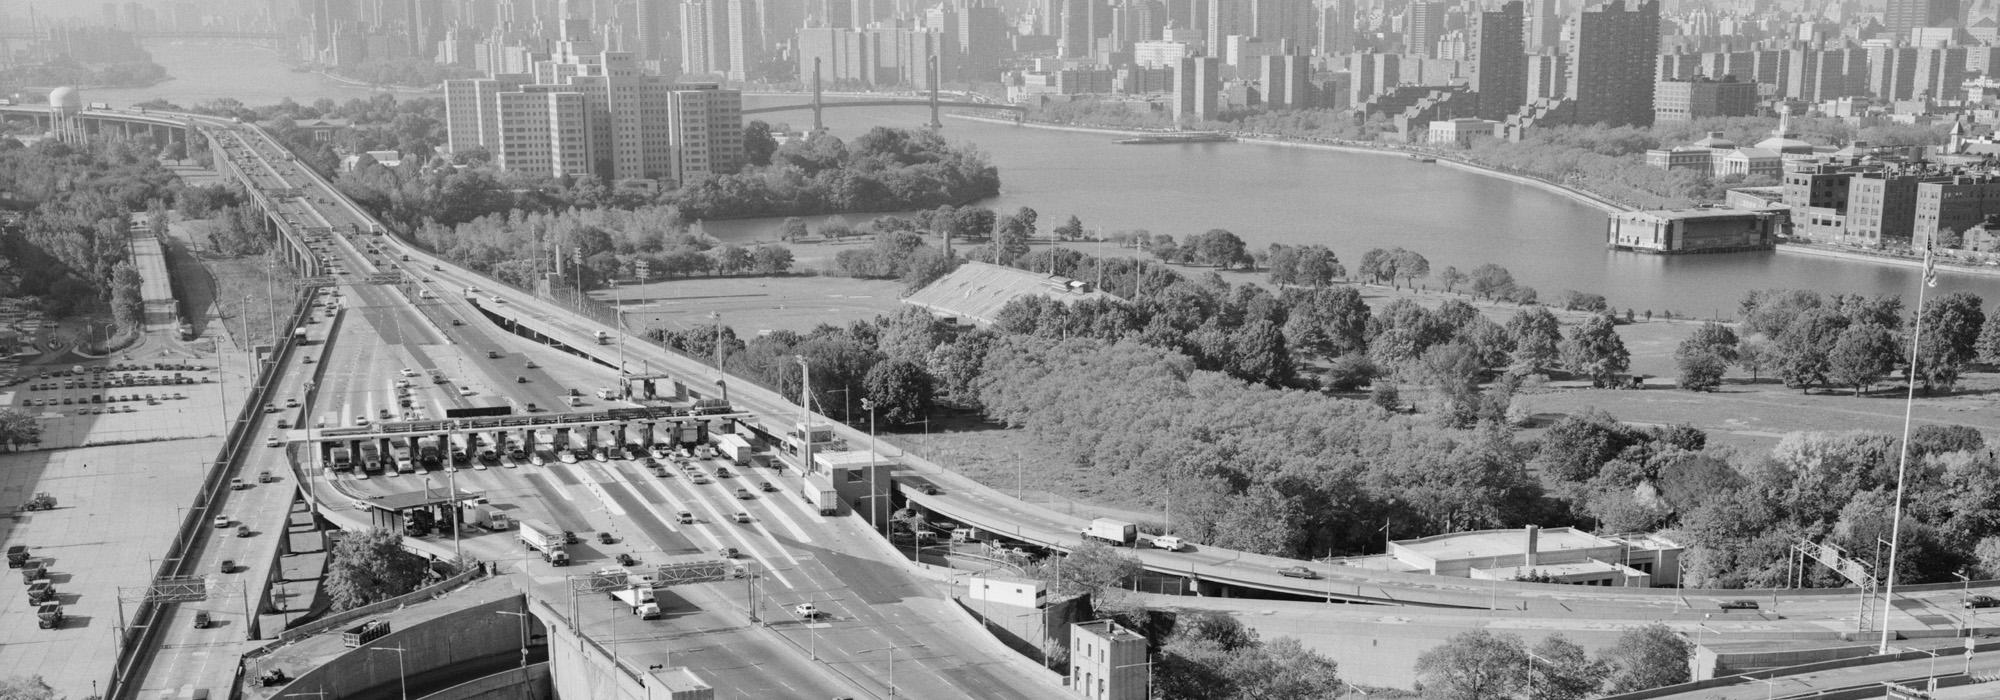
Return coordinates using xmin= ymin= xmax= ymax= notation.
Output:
xmin=1394 ymin=526 xmax=1612 ymax=562
xmin=1690 ymin=133 xmax=1736 ymax=149
xmin=1472 ymin=560 xmax=1633 ymax=579
xmin=902 ymin=261 xmax=1119 ymax=326
xmin=1725 ymin=147 xmax=1781 ymax=161
xmin=1615 ymin=207 xmax=1775 ymax=223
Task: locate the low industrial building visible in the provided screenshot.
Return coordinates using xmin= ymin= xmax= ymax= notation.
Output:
xmin=1607 ymin=208 xmax=1780 ymax=253
xmin=1334 ymin=526 xmax=1683 ymax=587
xmin=1070 ymin=620 xmax=1148 ymax=700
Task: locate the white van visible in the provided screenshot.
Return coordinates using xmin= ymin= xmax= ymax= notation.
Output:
xmin=1151 ymin=536 xmax=1186 ymax=552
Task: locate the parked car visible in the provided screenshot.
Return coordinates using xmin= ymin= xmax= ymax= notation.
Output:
xmin=1277 ymin=566 xmax=1318 ymax=580
xmin=1719 ymin=600 xmax=1760 ymax=610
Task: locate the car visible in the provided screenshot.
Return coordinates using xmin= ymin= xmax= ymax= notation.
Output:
xmin=598 ymin=532 xmax=615 ymax=545
xmin=263 ymin=403 xmax=277 ymax=413
xmin=560 ymin=450 xmax=581 ymax=464
xmin=718 ymin=547 xmax=738 ymax=558
xmin=677 ymin=511 xmax=695 ymax=524
xmin=792 ymin=603 xmax=820 ymax=619
xmin=735 ymin=488 xmax=754 ymax=500
xmin=759 ymin=481 xmax=778 ymax=493
xmin=734 ymin=512 xmax=752 ymax=524
xmin=193 ymin=610 xmax=211 ymax=628
xmin=354 ymin=415 xmax=369 ymax=426
xmin=458 ymin=387 xmax=474 ymax=397
xmin=236 ymin=525 xmax=252 ymax=538
xmin=258 ymin=471 xmax=274 ymax=483
xmin=1968 ymin=595 xmax=2000 ymax=609
xmin=303 ymin=356 xmax=315 ymax=363
xmin=516 ymin=376 xmax=528 ymax=384
xmin=432 ymin=264 xmax=442 ymax=271
xmin=231 ymin=477 xmax=247 ymax=490
xmin=616 ymin=553 xmax=636 ymax=566
xmin=1719 ymin=600 xmax=1760 ymax=610
xmin=220 ymin=559 xmax=235 ymax=574
xmin=450 ymin=319 xmax=463 ymax=326
xmin=487 ymin=350 xmax=501 ymax=359
xmin=525 ymin=360 xmax=538 ymax=369
xmin=1277 ymin=566 xmax=1318 ymax=580
xmin=284 ymin=398 xmax=299 ymax=408
xmin=213 ymin=515 xmax=230 ymax=528
xmin=399 ymin=368 xmax=416 ymax=378
xmin=523 ymin=402 xmax=538 ymax=412
xmin=691 ymin=474 xmax=712 ymax=485
xmin=715 ymin=467 xmax=732 ymax=478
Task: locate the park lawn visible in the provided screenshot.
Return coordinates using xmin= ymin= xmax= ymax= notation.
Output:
xmin=592 ymin=274 xmax=909 ymax=336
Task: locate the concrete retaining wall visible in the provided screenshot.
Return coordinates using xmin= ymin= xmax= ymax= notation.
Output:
xmin=242 ymin=565 xmax=483 ymax=660
xmin=418 ymin=662 xmax=551 ymax=700
xmin=269 ymin=594 xmax=523 ymax=699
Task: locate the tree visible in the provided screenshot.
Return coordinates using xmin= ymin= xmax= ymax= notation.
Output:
xmin=1414 ymin=629 xmax=1529 ymax=700
xmin=1229 ymin=637 xmax=1344 ymax=699
xmin=1599 ymin=623 xmax=1693 ymax=693
xmin=861 ymin=358 xmax=933 ymax=424
xmin=1978 ymin=310 xmax=2000 ymax=365
xmin=1826 ymin=322 xmax=1899 ymax=395
xmin=742 ymin=119 xmax=778 ymax=166
xmin=1438 ymin=265 xmax=1468 ymax=294
xmin=1531 ymin=634 xmax=1607 ymax=700
xmin=1738 ymin=338 xmax=1772 ymax=381
xmin=1470 ymin=263 xmax=1516 ymax=300
xmin=0 ymin=409 xmax=41 ymax=450
xmin=712 ymin=244 xmax=753 ymax=274
xmin=1560 ymin=313 xmax=1630 ymax=387
xmin=1391 ymin=248 xmax=1430 ymax=288
xmin=780 ymin=217 xmax=808 ymax=241
xmin=994 ymin=212 xmax=1032 ymax=264
xmin=1774 ymin=308 xmax=1849 ymax=391
xmin=1913 ymin=291 xmax=1986 ymax=393
xmin=1358 ymin=248 xmax=1392 ymax=284
xmin=1507 ymin=307 xmax=1562 ymax=372
xmin=1054 ymin=214 xmax=1084 ymax=240
xmin=751 ymin=244 xmax=794 ymax=274
xmin=1032 ymin=541 xmax=1141 ymax=598
xmin=324 ymin=528 xmax=432 ymax=612
xmin=1674 ymin=322 xmax=1739 ymax=391
xmin=1194 ymin=229 xmax=1248 ymax=268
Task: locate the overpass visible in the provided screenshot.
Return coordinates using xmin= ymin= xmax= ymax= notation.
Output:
xmin=0 ymin=104 xmax=196 ymax=149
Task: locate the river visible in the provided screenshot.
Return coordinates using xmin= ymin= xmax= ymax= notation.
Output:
xmin=92 ymin=40 xmax=2000 ymax=317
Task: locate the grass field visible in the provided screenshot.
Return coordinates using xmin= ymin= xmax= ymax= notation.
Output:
xmin=593 ymin=275 xmax=909 ymax=337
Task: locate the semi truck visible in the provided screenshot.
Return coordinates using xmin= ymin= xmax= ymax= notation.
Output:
xmin=716 ymin=434 xmax=754 ymax=465
xmin=464 ymin=502 xmax=511 ymax=531
xmin=358 ymin=442 xmax=383 ymax=476
xmin=610 ymin=586 xmax=661 ymax=619
xmin=391 ymin=441 xmax=415 ymax=474
xmin=804 ymin=471 xmax=840 ymax=516
xmin=329 ymin=445 xmax=353 ymax=471
xmin=417 ymin=436 xmax=440 ymax=467
xmin=292 ymin=327 xmax=309 ymax=345
xmin=1081 ymin=518 xmax=1138 ymax=546
xmin=520 ymin=519 xmax=570 ymax=566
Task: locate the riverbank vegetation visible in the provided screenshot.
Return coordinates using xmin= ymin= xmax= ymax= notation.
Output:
xmin=0 ymin=57 xmax=166 ymax=92
xmin=411 ymin=205 xmax=796 ymax=290
xmin=327 ymin=57 xmax=479 ymax=88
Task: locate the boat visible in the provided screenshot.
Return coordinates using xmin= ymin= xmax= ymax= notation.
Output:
xmin=1408 ymin=154 xmax=1437 ymax=163
xmin=1114 ymin=132 xmax=1236 ymax=145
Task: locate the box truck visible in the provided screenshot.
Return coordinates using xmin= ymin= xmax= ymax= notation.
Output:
xmin=520 ymin=519 xmax=570 ymax=566
xmin=804 ymin=471 xmax=839 ymax=516
xmin=1081 ymin=518 xmax=1137 ymax=546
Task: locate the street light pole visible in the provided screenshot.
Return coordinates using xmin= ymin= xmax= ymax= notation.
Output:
xmin=495 ymin=609 xmax=529 ymax=668
xmin=370 ymin=646 xmax=408 ymax=700
xmin=859 ymin=644 xmax=927 ymax=697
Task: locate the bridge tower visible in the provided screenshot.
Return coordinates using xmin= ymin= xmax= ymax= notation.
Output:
xmin=927 ymin=55 xmax=942 ymax=129
xmin=811 ymin=58 xmax=824 ymax=133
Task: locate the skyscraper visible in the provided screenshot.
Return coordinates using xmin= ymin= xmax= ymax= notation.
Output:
xmin=1315 ymin=0 xmax=1355 ymax=55
xmin=680 ymin=0 xmax=730 ymax=77
xmin=1886 ymin=0 xmax=1960 ymax=35
xmin=1468 ymin=1 xmax=1525 ymax=120
xmin=1406 ymin=1 xmax=1446 ymax=58
xmin=1525 ymin=0 xmax=1560 ymax=53
xmin=1259 ymin=53 xmax=1309 ymax=107
xmin=1173 ymin=55 xmax=1220 ymax=121
xmin=1566 ymin=0 xmax=1659 ymax=127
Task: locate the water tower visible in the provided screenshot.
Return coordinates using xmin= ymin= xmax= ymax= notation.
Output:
xmin=46 ymin=86 xmax=83 ymax=143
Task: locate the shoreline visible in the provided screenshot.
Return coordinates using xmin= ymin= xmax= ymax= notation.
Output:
xmin=948 ymin=113 xmax=1632 ymax=215
xmin=1775 ymin=242 xmax=2000 ymax=278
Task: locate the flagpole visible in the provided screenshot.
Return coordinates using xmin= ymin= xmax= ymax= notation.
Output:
xmin=1878 ymin=246 xmax=1936 ymax=653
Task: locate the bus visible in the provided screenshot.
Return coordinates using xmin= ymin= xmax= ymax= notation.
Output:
xmin=391 ymin=440 xmax=415 ymax=474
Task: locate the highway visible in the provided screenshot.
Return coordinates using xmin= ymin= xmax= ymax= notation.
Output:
xmin=97 ymin=107 xmax=2000 ymax=697
xmin=126 ymin=120 xmax=1066 ymax=699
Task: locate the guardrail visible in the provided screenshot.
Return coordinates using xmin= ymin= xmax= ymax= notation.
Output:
xmin=106 ymin=225 xmax=318 ymax=699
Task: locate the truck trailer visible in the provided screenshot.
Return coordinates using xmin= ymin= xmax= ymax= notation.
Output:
xmin=520 ymin=519 xmax=570 ymax=566
xmin=610 ymin=586 xmax=661 ymax=619
xmin=1081 ymin=518 xmax=1137 ymax=546
xmin=417 ymin=436 xmax=440 ymax=467
xmin=804 ymin=471 xmax=840 ymax=516
xmin=329 ymin=446 xmax=353 ymax=471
